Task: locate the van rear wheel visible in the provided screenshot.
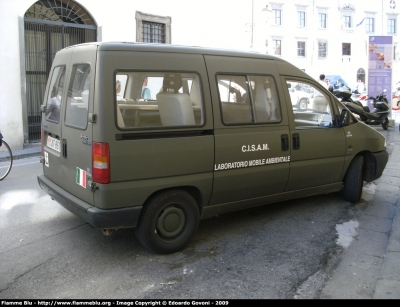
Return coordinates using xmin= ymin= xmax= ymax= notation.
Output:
xmin=134 ymin=189 xmax=200 ymax=254
xmin=343 ymin=155 xmax=364 ymax=202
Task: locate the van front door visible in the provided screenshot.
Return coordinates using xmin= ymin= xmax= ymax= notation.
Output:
xmin=205 ymin=55 xmax=290 ymax=206
xmin=283 ymin=78 xmax=345 ymax=191
xmin=60 ymin=45 xmax=96 ymax=205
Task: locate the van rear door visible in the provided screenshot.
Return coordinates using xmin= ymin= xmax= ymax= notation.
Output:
xmin=42 ymin=50 xmax=70 ymax=189
xmin=43 ymin=45 xmax=96 ymax=205
xmin=59 ymin=45 xmax=96 ymax=205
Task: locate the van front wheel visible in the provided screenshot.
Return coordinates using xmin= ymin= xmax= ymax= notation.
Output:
xmin=135 ymin=190 xmax=200 ymax=254
xmin=343 ymin=155 xmax=364 ymax=202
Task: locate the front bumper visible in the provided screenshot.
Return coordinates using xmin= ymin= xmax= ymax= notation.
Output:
xmin=37 ymin=175 xmax=142 ymax=229
xmin=372 ymin=150 xmax=389 ymax=181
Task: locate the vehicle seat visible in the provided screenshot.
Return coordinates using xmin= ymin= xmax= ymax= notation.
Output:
xmin=253 ymin=84 xmax=271 ymax=122
xmin=314 ymin=93 xmax=328 ymax=113
xmin=267 ymin=87 xmax=279 ymax=120
xmin=157 ymin=73 xmax=195 ymax=126
xmin=117 ymin=105 xmax=125 ymax=128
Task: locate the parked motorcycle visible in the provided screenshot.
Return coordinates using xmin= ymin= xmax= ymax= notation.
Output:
xmin=334 ymin=88 xmax=390 ymax=130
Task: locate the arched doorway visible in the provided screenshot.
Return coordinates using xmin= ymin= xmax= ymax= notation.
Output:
xmin=24 ymin=0 xmax=97 ymax=142
xmin=357 ymin=68 xmax=365 ymax=83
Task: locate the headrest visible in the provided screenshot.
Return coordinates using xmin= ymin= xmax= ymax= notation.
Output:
xmin=162 ymin=73 xmax=182 ymax=93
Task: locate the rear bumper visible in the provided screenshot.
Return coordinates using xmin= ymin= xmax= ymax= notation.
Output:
xmin=37 ymin=174 xmax=142 ymax=229
xmin=372 ymin=150 xmax=389 ymax=180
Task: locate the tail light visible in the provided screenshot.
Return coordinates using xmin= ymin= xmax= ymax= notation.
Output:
xmin=92 ymin=142 xmax=110 ymax=184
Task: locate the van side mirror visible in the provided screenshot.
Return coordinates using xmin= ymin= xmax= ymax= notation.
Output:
xmin=339 ymin=109 xmax=350 ymax=127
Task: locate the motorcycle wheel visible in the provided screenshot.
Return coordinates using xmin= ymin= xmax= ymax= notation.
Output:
xmin=382 ymin=117 xmax=389 ymax=130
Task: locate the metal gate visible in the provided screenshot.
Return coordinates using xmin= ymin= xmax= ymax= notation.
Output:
xmin=24 ymin=1 xmax=97 ymax=142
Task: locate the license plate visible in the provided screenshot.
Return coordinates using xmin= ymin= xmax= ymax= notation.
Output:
xmin=47 ymin=136 xmax=60 ymax=152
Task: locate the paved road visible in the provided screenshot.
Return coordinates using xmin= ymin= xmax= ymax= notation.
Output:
xmin=0 ymin=157 xmax=355 ymax=299
xmin=1 ymin=123 xmax=399 ymax=299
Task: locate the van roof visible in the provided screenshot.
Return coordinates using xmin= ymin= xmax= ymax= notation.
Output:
xmin=65 ymin=41 xmax=286 ymax=62
xmin=62 ymin=41 xmax=312 ymax=80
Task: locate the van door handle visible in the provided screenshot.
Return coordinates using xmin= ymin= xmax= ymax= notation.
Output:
xmin=292 ymin=133 xmax=300 ymax=150
xmin=281 ymin=134 xmax=289 ymax=151
xmin=62 ymin=139 xmax=67 ymax=158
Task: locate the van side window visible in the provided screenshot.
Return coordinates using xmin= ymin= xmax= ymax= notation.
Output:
xmin=217 ymin=75 xmax=281 ymax=125
xmin=65 ymin=64 xmax=91 ymax=129
xmin=286 ymin=80 xmax=333 ymax=128
xmin=45 ymin=65 xmax=65 ymax=123
xmin=115 ymin=72 xmax=204 ymax=128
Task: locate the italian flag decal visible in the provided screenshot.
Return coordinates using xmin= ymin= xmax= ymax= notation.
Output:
xmin=76 ymin=167 xmax=87 ymax=188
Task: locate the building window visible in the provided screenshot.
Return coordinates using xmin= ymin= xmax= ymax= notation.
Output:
xmin=388 ymin=18 xmax=396 ymax=34
xmin=366 ymin=17 xmax=374 ymax=32
xmin=273 ymin=9 xmax=282 ymax=25
xmin=319 ymin=13 xmax=327 ymax=28
xmin=273 ymin=39 xmax=281 ymax=55
xmin=318 ymin=42 xmax=327 ymax=58
xmin=298 ymin=11 xmax=306 ymax=27
xmin=344 ymin=16 xmax=352 ymax=28
xmin=136 ymin=11 xmax=171 ymax=44
xmin=297 ymin=41 xmax=306 ymax=57
xmin=142 ymin=21 xmax=165 ymax=43
xmin=342 ymin=43 xmax=351 ymax=56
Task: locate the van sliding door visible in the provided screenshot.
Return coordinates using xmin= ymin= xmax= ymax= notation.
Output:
xmin=205 ymin=55 xmax=290 ymax=205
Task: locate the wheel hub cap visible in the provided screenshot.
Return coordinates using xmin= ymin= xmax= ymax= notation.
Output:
xmin=156 ymin=206 xmax=185 ymax=238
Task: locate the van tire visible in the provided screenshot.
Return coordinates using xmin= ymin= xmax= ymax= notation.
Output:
xmin=134 ymin=189 xmax=200 ymax=254
xmin=343 ymin=155 xmax=364 ymax=202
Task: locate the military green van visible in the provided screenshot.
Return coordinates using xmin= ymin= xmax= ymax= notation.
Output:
xmin=37 ymin=42 xmax=388 ymax=254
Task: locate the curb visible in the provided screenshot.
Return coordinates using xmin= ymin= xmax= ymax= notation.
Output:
xmin=12 ymin=146 xmax=41 ymax=160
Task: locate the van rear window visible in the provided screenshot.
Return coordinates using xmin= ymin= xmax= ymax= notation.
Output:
xmin=44 ymin=65 xmax=65 ymax=124
xmin=217 ymin=75 xmax=281 ymax=125
xmin=65 ymin=64 xmax=91 ymax=129
xmin=115 ymin=72 xmax=204 ymax=129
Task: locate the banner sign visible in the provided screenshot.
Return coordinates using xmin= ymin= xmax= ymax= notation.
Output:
xmin=368 ymin=36 xmax=393 ymax=108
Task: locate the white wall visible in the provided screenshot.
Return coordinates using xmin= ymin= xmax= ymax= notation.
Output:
xmin=0 ymin=0 xmax=27 ymax=149
xmin=82 ymin=0 xmax=251 ymax=49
